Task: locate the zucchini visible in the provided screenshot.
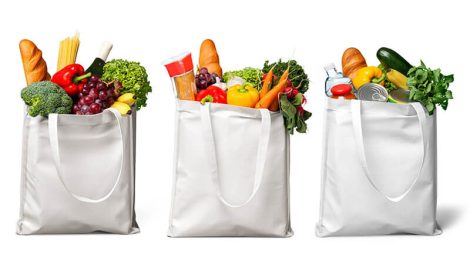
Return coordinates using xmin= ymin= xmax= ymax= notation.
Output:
xmin=377 ymin=47 xmax=413 ymax=76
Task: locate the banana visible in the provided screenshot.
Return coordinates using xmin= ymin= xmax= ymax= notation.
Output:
xmin=117 ymin=93 xmax=136 ymax=106
xmin=111 ymin=101 xmax=132 ymax=116
xmin=386 ymin=69 xmax=408 ymax=90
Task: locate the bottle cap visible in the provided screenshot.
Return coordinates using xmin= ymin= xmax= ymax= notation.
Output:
xmin=331 ymin=83 xmax=353 ymax=96
xmin=323 ymin=63 xmax=336 ymax=72
xmin=163 ymin=52 xmax=194 ymax=77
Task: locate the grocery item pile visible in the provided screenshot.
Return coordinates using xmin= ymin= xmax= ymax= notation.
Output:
xmin=325 ymin=47 xmax=454 ymax=114
xmin=19 ymin=33 xmax=152 ymax=117
xmin=163 ymin=39 xmax=311 ymax=134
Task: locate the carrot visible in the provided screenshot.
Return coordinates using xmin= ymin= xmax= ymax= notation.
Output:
xmin=255 ymin=67 xmax=289 ymax=109
xmin=278 ymin=65 xmax=290 ymax=84
xmin=268 ymin=99 xmax=279 ymax=112
xmin=259 ymin=66 xmax=274 ymax=98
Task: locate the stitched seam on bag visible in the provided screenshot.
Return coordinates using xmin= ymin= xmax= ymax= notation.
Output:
xmin=17 ymin=115 xmax=31 ymax=233
xmin=327 ymin=108 xmax=423 ymax=119
xmin=284 ymin=132 xmax=292 ymax=236
xmin=132 ymin=112 xmax=139 ymax=233
xmin=167 ymin=104 xmax=182 ymax=235
xmin=317 ymin=105 xmax=330 ymax=230
xmin=177 ymin=99 xmax=284 ymax=119
xmin=128 ymin=113 xmax=135 ymax=233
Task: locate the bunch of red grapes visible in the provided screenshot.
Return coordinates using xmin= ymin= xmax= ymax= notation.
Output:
xmin=72 ymin=75 xmax=121 ymax=115
xmin=195 ymin=67 xmax=219 ymax=90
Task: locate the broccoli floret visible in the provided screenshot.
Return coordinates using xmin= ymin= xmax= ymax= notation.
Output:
xmin=21 ymin=81 xmax=73 ymax=117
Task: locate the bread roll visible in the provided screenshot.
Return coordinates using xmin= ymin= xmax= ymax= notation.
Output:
xmin=199 ymin=39 xmax=222 ymax=76
xmin=19 ymin=39 xmax=51 ymax=85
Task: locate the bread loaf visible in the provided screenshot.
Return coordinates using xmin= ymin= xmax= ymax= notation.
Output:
xmin=199 ymin=39 xmax=222 ymax=76
xmin=341 ymin=47 xmax=367 ymax=79
xmin=19 ymin=39 xmax=51 ymax=85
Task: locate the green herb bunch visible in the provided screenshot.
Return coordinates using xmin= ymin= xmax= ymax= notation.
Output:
xmin=407 ymin=61 xmax=454 ymax=114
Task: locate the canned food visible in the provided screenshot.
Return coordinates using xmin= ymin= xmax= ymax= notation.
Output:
xmin=356 ymin=83 xmax=388 ymax=102
xmin=388 ymin=88 xmax=412 ymax=104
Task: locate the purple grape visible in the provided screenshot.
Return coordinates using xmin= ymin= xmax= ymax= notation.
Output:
xmin=98 ymin=90 xmax=107 ymax=100
xmin=83 ymin=95 xmax=93 ymax=105
xmin=72 ymin=104 xmax=80 ymax=113
xmin=200 ymin=68 xmax=208 ymax=74
xmin=79 ymin=97 xmax=86 ymax=106
xmin=96 ymin=82 xmax=106 ymax=91
xmin=106 ymin=97 xmax=115 ymax=106
xmin=114 ymin=81 xmax=123 ymax=90
xmin=200 ymin=80 xmax=206 ymax=88
xmin=89 ymin=103 xmax=101 ymax=114
xmin=90 ymin=75 xmax=99 ymax=82
xmin=82 ymin=86 xmax=89 ymax=95
xmin=80 ymin=105 xmax=90 ymax=113
xmin=211 ymin=73 xmax=217 ymax=83
xmin=112 ymin=90 xmax=120 ymax=98
xmin=105 ymin=89 xmax=113 ymax=98
xmin=88 ymin=89 xmax=98 ymax=100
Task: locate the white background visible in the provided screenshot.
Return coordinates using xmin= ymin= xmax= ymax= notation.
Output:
xmin=1 ymin=0 xmax=469 ymax=263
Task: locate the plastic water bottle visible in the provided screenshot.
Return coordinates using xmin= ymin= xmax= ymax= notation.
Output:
xmin=324 ymin=63 xmax=352 ymax=97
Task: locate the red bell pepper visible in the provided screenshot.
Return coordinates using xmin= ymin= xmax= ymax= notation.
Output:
xmin=196 ymin=85 xmax=227 ymax=104
xmin=52 ymin=64 xmax=91 ymax=96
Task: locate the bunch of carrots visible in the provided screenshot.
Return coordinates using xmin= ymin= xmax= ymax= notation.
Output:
xmin=256 ymin=66 xmax=290 ymax=111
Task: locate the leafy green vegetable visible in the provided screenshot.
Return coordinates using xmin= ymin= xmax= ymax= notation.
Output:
xmin=407 ymin=61 xmax=454 ymax=114
xmin=223 ymin=67 xmax=262 ymax=89
xmin=21 ymin=81 xmax=73 ymax=117
xmin=379 ymin=63 xmax=397 ymax=92
xmin=102 ymin=59 xmax=152 ymax=110
xmin=267 ymin=59 xmax=311 ymax=134
xmin=280 ymin=93 xmax=311 ymax=134
xmin=262 ymin=60 xmax=309 ymax=93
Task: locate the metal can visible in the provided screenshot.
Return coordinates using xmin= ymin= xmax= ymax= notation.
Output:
xmin=356 ymin=83 xmax=388 ymax=102
xmin=388 ymin=88 xmax=412 ymax=104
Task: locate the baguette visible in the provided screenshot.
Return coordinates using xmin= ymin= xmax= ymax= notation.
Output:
xmin=199 ymin=39 xmax=222 ymax=76
xmin=19 ymin=39 xmax=51 ymax=85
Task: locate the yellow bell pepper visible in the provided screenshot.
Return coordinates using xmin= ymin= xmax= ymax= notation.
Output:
xmin=352 ymin=66 xmax=385 ymax=89
xmin=227 ymin=83 xmax=260 ymax=108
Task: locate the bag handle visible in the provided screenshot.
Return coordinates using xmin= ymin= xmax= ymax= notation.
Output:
xmin=200 ymin=104 xmax=271 ymax=208
xmin=351 ymin=100 xmax=428 ymax=202
xmin=48 ymin=108 xmax=125 ymax=203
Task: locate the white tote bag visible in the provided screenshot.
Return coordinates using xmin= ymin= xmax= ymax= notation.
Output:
xmin=168 ymin=100 xmax=292 ymax=237
xmin=316 ymin=98 xmax=441 ymax=236
xmin=17 ymin=108 xmax=139 ymax=235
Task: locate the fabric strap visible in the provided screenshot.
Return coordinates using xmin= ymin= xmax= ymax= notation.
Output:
xmin=351 ymin=100 xmax=428 ymax=202
xmin=200 ymin=104 xmax=271 ymax=208
xmin=48 ymin=108 xmax=125 ymax=203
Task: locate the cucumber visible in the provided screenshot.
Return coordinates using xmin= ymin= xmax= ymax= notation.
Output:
xmin=377 ymin=47 xmax=413 ymax=76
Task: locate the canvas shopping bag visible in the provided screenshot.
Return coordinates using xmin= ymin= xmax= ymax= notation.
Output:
xmin=17 ymin=108 xmax=139 ymax=234
xmin=316 ymin=98 xmax=441 ymax=236
xmin=168 ymin=100 xmax=292 ymax=237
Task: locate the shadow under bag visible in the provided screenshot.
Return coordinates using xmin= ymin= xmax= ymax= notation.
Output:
xmin=317 ymin=98 xmax=441 ymax=236
xmin=168 ymin=100 xmax=292 ymax=237
xmin=17 ymin=109 xmax=139 ymax=234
